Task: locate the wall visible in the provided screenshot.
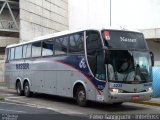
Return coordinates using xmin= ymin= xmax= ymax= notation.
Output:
xmin=0 ymin=37 xmax=19 ymax=47
xmin=152 ymin=67 xmax=160 ymax=98
xmin=0 ymin=60 xmax=4 ymax=83
xmin=0 ymin=9 xmax=19 ymax=30
xmin=20 ymin=0 xmax=68 ymax=42
xmin=0 ymin=36 xmax=19 ymax=82
xmin=146 ymin=40 xmax=160 ymax=66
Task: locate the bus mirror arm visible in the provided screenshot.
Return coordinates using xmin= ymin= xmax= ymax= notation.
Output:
xmin=150 ymin=51 xmax=154 ymax=66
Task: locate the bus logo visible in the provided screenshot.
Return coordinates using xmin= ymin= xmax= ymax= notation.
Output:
xmin=134 ymin=88 xmax=137 ymax=92
xmin=79 ymin=58 xmax=86 ymax=69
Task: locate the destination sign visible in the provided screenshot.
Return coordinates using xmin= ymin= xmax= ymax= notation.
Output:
xmin=102 ymin=30 xmax=148 ymax=50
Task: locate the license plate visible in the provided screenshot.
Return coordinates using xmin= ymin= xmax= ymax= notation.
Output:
xmin=132 ymin=96 xmax=140 ymax=101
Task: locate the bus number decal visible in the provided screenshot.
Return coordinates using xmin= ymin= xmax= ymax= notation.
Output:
xmin=144 ymin=83 xmax=152 ymax=87
xmin=79 ymin=58 xmax=86 ymax=69
xmin=112 ymin=83 xmax=122 ymax=88
xmin=16 ymin=63 xmax=29 ymax=69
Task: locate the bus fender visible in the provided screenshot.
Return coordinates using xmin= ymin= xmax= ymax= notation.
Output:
xmin=16 ymin=77 xmax=23 ymax=89
xmin=72 ymin=80 xmax=87 ymax=98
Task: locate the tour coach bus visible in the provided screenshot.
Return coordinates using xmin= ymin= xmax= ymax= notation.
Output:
xmin=5 ymin=28 xmax=154 ymax=106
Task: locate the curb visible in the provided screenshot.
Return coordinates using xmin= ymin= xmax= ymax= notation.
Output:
xmin=134 ymin=101 xmax=160 ymax=107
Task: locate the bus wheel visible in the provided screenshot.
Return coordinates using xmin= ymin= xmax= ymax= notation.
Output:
xmin=24 ymin=82 xmax=31 ymax=97
xmin=113 ymin=102 xmax=123 ymax=105
xmin=76 ymin=86 xmax=87 ymax=107
xmin=16 ymin=81 xmax=23 ymax=96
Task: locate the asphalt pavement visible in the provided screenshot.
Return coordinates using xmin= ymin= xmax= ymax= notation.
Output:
xmin=0 ymin=85 xmax=89 ymax=120
xmin=1 ymin=85 xmax=160 ymax=107
xmin=0 ymin=102 xmax=88 ymax=120
xmin=1 ymin=84 xmax=160 ymax=120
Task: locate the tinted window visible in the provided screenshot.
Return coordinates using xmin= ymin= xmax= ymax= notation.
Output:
xmin=69 ymin=32 xmax=84 ymax=53
xmin=55 ymin=36 xmax=68 ymax=55
xmin=86 ymin=31 xmax=105 ymax=80
xmin=96 ymin=53 xmax=106 ymax=80
xmin=15 ymin=46 xmax=22 ymax=59
xmin=86 ymin=31 xmax=102 ymax=55
xmin=7 ymin=48 xmax=10 ymax=60
xmin=23 ymin=45 xmax=27 ymax=58
xmin=26 ymin=44 xmax=32 ymax=58
xmin=32 ymin=42 xmax=42 ymax=57
xmin=42 ymin=39 xmax=54 ymax=56
xmin=10 ymin=48 xmax=15 ymax=60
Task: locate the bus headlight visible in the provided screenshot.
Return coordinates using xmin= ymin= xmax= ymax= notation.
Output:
xmin=146 ymin=87 xmax=152 ymax=92
xmin=110 ymin=88 xmax=123 ymax=93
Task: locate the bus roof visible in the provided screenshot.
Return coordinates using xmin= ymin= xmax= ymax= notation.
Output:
xmin=6 ymin=27 xmax=142 ymax=48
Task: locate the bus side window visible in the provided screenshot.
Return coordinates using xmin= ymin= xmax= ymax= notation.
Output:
xmin=23 ymin=45 xmax=27 ymax=58
xmin=32 ymin=42 xmax=42 ymax=57
xmin=42 ymin=39 xmax=54 ymax=56
xmin=23 ymin=44 xmax=32 ymax=58
xmin=55 ymin=36 xmax=68 ymax=55
xmin=7 ymin=48 xmax=10 ymax=61
xmin=96 ymin=53 xmax=106 ymax=80
xmin=10 ymin=47 xmax=15 ymax=60
xmin=15 ymin=46 xmax=22 ymax=59
xmin=69 ymin=32 xmax=84 ymax=54
xmin=86 ymin=31 xmax=105 ymax=80
xmin=26 ymin=44 xmax=32 ymax=58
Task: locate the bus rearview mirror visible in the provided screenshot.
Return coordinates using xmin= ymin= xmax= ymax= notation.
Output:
xmin=150 ymin=51 xmax=154 ymax=66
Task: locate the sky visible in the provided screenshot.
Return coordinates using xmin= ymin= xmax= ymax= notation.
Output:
xmin=69 ymin=0 xmax=160 ymax=30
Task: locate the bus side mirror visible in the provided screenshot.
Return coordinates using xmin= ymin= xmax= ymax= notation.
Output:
xmin=150 ymin=51 xmax=154 ymax=66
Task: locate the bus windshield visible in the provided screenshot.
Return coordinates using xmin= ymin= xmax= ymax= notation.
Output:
xmin=106 ymin=50 xmax=152 ymax=83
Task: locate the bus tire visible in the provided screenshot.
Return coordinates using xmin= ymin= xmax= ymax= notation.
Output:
xmin=76 ymin=85 xmax=87 ymax=107
xmin=16 ymin=81 xmax=23 ymax=96
xmin=24 ymin=82 xmax=31 ymax=97
xmin=113 ymin=102 xmax=123 ymax=105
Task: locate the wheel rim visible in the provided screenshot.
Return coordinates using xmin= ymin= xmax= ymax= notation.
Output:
xmin=24 ymin=85 xmax=29 ymax=95
xmin=17 ymin=83 xmax=21 ymax=94
xmin=78 ymin=90 xmax=85 ymax=103
xmin=17 ymin=86 xmax=20 ymax=94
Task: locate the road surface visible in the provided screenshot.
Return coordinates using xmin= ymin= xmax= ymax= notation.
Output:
xmin=0 ymin=102 xmax=87 ymax=120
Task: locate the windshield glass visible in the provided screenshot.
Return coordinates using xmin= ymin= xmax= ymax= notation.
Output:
xmin=106 ymin=50 xmax=152 ymax=83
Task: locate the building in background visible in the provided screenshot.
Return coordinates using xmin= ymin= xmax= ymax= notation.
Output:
xmin=20 ymin=0 xmax=68 ymax=42
xmin=0 ymin=0 xmax=68 ymax=82
xmin=141 ymin=28 xmax=160 ymax=66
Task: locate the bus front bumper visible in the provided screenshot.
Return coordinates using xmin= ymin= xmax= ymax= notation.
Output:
xmin=107 ymin=91 xmax=152 ymax=103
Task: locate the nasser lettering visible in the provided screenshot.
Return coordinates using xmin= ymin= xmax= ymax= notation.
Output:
xmin=120 ymin=36 xmax=137 ymax=43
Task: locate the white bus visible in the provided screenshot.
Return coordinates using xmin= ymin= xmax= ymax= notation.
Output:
xmin=5 ymin=28 xmax=154 ymax=106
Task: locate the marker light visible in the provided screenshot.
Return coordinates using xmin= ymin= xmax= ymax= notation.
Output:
xmin=146 ymin=87 xmax=152 ymax=92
